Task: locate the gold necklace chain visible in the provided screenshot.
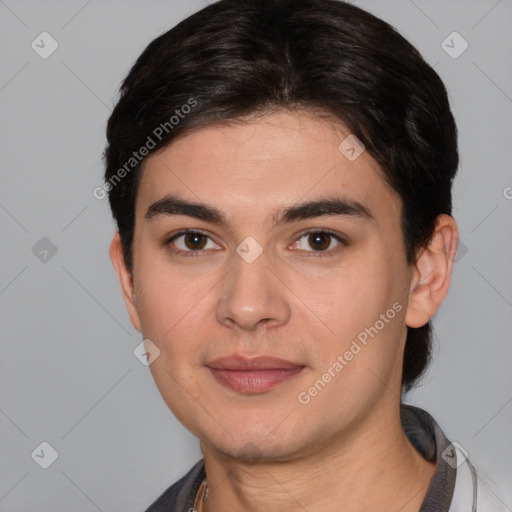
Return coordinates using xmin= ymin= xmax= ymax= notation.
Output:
xmin=193 ymin=478 xmax=208 ymax=512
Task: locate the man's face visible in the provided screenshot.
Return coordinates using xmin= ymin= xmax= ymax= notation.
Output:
xmin=125 ymin=111 xmax=414 ymax=461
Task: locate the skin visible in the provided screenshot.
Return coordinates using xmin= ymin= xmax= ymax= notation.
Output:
xmin=110 ymin=110 xmax=459 ymax=512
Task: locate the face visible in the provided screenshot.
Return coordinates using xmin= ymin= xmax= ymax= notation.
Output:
xmin=118 ymin=111 xmax=416 ymax=461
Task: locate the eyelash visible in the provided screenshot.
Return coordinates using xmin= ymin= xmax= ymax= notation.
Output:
xmin=163 ymin=229 xmax=214 ymax=258
xmin=293 ymin=229 xmax=347 ymax=258
xmin=163 ymin=229 xmax=347 ymax=258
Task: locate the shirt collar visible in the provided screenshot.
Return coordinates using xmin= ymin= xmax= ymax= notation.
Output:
xmin=401 ymin=404 xmax=457 ymax=511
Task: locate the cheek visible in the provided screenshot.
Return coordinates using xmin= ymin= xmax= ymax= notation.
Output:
xmin=132 ymin=263 xmax=219 ymax=377
xmin=314 ymin=258 xmax=396 ymax=325
xmin=134 ymin=256 xmax=206 ymax=333
xmin=302 ymin=250 xmax=407 ymax=370
xmin=133 ymin=274 xmax=172 ymax=337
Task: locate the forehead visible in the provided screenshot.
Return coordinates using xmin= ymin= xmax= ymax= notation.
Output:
xmin=136 ymin=110 xmax=399 ymax=225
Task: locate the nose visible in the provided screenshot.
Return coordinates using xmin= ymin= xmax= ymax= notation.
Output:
xmin=215 ymin=248 xmax=291 ymax=332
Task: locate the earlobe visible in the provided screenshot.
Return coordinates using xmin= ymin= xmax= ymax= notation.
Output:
xmin=405 ymin=215 xmax=459 ymax=329
xmin=109 ymin=232 xmax=142 ymax=332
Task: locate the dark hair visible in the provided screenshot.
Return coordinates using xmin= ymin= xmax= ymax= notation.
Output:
xmin=104 ymin=0 xmax=458 ymax=391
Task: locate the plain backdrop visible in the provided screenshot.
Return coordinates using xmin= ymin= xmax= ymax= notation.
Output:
xmin=1 ymin=1 xmax=511 ymax=510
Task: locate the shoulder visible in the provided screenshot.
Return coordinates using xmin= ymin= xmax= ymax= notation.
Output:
xmin=401 ymin=404 xmax=510 ymax=512
xmin=144 ymin=459 xmax=206 ymax=512
xmin=449 ymin=452 xmax=509 ymax=512
xmin=474 ymin=470 xmax=510 ymax=512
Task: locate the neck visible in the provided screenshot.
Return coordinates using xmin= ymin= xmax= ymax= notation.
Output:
xmin=200 ymin=404 xmax=435 ymax=512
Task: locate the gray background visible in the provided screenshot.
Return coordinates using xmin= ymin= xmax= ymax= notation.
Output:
xmin=0 ymin=0 xmax=511 ymax=510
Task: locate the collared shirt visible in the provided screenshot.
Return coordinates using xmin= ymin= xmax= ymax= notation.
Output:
xmin=144 ymin=404 xmax=504 ymax=511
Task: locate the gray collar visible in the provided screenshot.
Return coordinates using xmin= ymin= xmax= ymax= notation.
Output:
xmin=401 ymin=404 xmax=457 ymax=511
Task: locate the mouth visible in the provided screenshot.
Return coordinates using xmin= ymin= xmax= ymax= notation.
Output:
xmin=205 ymin=355 xmax=306 ymax=394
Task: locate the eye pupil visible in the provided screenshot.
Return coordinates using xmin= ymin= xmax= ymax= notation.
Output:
xmin=308 ymin=233 xmax=331 ymax=251
xmin=185 ymin=233 xmax=207 ymax=250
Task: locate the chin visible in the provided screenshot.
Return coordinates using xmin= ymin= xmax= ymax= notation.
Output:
xmin=214 ymin=439 xmax=297 ymax=464
xmin=199 ymin=419 xmax=307 ymax=464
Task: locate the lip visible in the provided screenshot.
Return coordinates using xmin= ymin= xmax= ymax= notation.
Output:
xmin=206 ymin=355 xmax=303 ymax=371
xmin=206 ymin=355 xmax=305 ymax=393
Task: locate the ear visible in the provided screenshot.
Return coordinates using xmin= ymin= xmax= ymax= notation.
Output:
xmin=109 ymin=232 xmax=142 ymax=332
xmin=405 ymin=214 xmax=459 ymax=328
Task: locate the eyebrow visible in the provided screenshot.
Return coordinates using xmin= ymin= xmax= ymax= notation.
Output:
xmin=145 ymin=194 xmax=373 ymax=226
xmin=145 ymin=195 xmax=228 ymax=225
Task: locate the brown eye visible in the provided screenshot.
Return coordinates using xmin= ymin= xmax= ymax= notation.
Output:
xmin=183 ymin=233 xmax=208 ymax=250
xmin=292 ymin=231 xmax=345 ymax=254
xmin=307 ymin=232 xmax=332 ymax=251
xmin=168 ymin=231 xmax=221 ymax=254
